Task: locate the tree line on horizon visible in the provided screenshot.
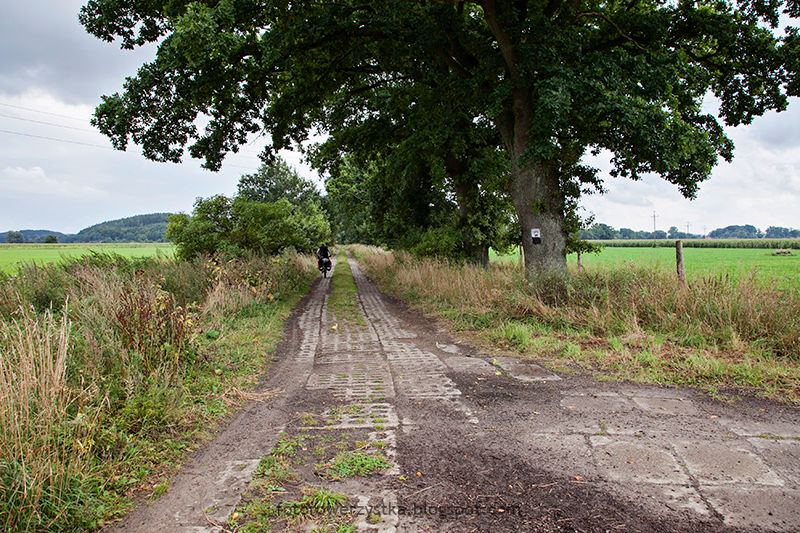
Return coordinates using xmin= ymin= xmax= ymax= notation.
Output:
xmin=578 ymin=223 xmax=800 ymax=241
xmin=4 ymin=182 xmax=799 ymax=249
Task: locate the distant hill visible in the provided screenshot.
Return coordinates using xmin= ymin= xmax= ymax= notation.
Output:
xmin=2 ymin=213 xmax=171 ymax=243
xmin=0 ymin=229 xmax=69 ymax=243
xmin=65 ymin=213 xmax=170 ymax=243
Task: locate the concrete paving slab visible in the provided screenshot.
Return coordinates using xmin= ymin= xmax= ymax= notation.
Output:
xmin=632 ymin=397 xmax=700 ymax=416
xmin=494 ymin=357 xmax=562 ymax=382
xmin=615 ymin=386 xmax=701 ymax=400
xmin=675 ymin=440 xmax=784 ymax=486
xmin=590 ymin=436 xmax=689 ymax=485
xmin=702 ymin=487 xmax=800 ymax=531
xmin=305 ymin=403 xmax=400 ymax=430
xmin=519 ymin=432 xmax=595 ymax=478
xmin=560 ymin=393 xmax=634 ymax=413
xmin=648 ymin=484 xmax=710 ymax=516
xmin=747 ymin=437 xmax=800 ymax=487
xmin=716 ymin=417 xmax=800 ymax=438
xmin=442 ymin=356 xmax=495 ymax=374
xmin=436 ymin=343 xmax=462 ymax=354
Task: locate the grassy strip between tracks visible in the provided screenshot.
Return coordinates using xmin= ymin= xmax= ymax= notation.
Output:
xmin=350 ymin=245 xmax=800 ymax=404
xmin=229 ymin=252 xmax=391 ymax=533
xmin=328 ymin=251 xmax=366 ymax=327
xmin=0 ymin=252 xmax=317 ymax=532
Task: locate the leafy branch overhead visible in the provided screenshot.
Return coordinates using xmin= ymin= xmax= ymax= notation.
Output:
xmin=81 ymin=0 xmax=800 ymax=274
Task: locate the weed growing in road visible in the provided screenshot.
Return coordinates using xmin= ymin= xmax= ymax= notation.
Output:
xmin=232 ymin=426 xmax=390 ymax=532
xmin=320 ymin=451 xmax=391 ymax=480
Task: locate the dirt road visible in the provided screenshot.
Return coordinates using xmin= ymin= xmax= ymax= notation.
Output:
xmin=110 ymin=254 xmax=800 ymax=532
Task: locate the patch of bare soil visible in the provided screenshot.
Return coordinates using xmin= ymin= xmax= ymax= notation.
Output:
xmin=369 ymin=283 xmax=784 ymax=532
xmin=393 ymin=397 xmax=740 ymax=533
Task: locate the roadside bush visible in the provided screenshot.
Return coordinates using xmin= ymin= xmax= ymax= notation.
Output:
xmin=410 ymin=226 xmax=464 ymax=260
xmin=166 ymin=196 xmax=331 ymax=260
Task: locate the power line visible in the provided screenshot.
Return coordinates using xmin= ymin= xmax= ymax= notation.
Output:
xmin=0 ymin=113 xmax=97 ymax=133
xmin=0 ymin=128 xmax=260 ymax=171
xmin=1 ymin=101 xmax=268 ymax=158
xmin=0 ymin=102 xmax=88 ymax=122
xmin=0 ymin=129 xmax=113 ymax=149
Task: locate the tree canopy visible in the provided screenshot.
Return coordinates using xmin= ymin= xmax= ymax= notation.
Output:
xmin=238 ymin=156 xmax=322 ymax=208
xmin=81 ymin=0 xmax=800 ymax=275
xmin=5 ymin=231 xmax=24 ymax=244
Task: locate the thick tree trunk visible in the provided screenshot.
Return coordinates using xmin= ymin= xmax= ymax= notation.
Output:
xmin=481 ymin=1 xmax=569 ymax=277
xmin=446 ymin=151 xmax=491 ymax=268
xmin=509 ymin=160 xmax=568 ymax=277
xmin=496 ymin=98 xmax=568 ymax=278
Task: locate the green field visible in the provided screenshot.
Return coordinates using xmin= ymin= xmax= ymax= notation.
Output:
xmin=496 ymin=245 xmax=800 ymax=283
xmin=0 ymin=243 xmax=174 ymax=273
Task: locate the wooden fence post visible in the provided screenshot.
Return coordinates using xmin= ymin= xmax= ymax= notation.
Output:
xmin=676 ymin=240 xmax=686 ymax=284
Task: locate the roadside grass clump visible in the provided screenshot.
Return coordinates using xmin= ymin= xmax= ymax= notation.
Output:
xmin=350 ymin=245 xmax=800 ymax=402
xmin=0 ymin=251 xmax=317 ymax=531
xmin=0 ymin=307 xmax=104 ymax=532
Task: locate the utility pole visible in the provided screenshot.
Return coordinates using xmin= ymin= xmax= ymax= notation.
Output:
xmin=685 ymin=222 xmax=691 ymax=236
xmin=652 ymin=211 xmax=659 ymax=241
xmin=702 ymin=225 xmax=707 ymax=238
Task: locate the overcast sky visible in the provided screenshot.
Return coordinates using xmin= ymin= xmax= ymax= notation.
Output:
xmin=1 ymin=1 xmax=799 ymax=235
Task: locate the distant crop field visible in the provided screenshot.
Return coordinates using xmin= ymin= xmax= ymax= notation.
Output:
xmin=0 ymin=243 xmax=174 ymax=273
xmin=495 ymin=245 xmax=800 ymax=284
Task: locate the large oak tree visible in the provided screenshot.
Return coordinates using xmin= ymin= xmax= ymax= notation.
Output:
xmin=81 ymin=0 xmax=800 ymax=275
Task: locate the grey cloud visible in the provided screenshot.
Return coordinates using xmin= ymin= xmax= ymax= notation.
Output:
xmin=0 ymin=1 xmax=154 ymax=104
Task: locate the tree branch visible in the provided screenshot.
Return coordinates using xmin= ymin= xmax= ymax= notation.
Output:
xmin=572 ymin=12 xmax=646 ymax=51
xmin=432 ymin=46 xmax=474 ymax=79
xmin=480 ymin=0 xmax=523 ymax=80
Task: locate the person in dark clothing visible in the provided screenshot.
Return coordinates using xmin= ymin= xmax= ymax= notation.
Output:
xmin=316 ymin=244 xmax=330 ymax=270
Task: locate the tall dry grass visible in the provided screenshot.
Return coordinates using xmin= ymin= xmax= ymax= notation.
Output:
xmin=0 ymin=250 xmax=318 ymax=531
xmin=0 ymin=304 xmax=101 ymax=531
xmin=201 ymin=252 xmax=316 ymax=323
xmin=350 ymin=245 xmax=800 ymax=360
